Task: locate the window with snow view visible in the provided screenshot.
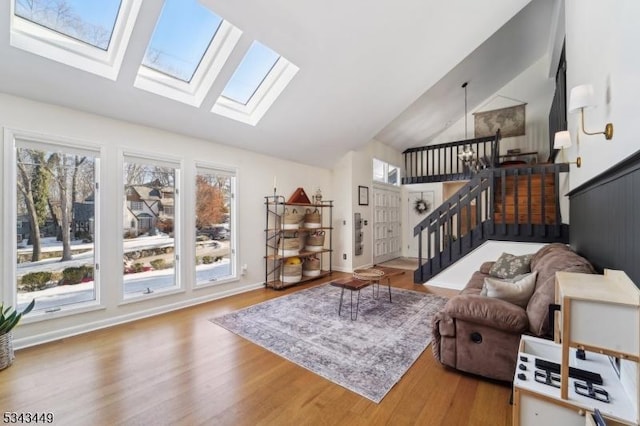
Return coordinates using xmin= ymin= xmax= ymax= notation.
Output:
xmin=122 ymin=155 xmax=180 ymax=299
xmin=13 ymin=137 xmax=100 ymax=315
xmin=194 ymin=166 xmax=235 ymax=286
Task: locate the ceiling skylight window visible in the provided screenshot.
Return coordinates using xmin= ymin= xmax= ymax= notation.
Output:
xmin=10 ymin=0 xmax=141 ymax=80
xmin=134 ymin=0 xmax=242 ymax=107
xmin=212 ymin=42 xmax=299 ymax=126
xmin=221 ymin=42 xmax=280 ymax=105
xmin=14 ymin=0 xmax=121 ymax=50
xmin=141 ymin=0 xmax=222 ymax=82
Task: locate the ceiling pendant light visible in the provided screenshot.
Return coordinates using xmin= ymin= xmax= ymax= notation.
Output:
xmin=458 ymin=81 xmax=475 ymax=163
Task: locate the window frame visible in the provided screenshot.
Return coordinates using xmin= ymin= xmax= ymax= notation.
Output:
xmin=193 ymin=162 xmax=238 ymax=288
xmin=373 ymin=158 xmax=401 ymax=186
xmin=134 ymin=20 xmax=242 ymax=107
xmin=9 ymin=0 xmax=142 ymax=81
xmin=120 ymin=151 xmax=183 ymax=303
xmin=3 ymin=128 xmax=104 ymax=323
xmin=212 ymin=51 xmax=299 ymax=126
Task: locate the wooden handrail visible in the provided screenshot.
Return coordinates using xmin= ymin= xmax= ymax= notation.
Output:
xmin=402 ymin=130 xmax=501 ymax=184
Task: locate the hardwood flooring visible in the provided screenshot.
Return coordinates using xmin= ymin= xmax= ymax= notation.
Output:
xmin=0 ymin=271 xmax=513 ymax=426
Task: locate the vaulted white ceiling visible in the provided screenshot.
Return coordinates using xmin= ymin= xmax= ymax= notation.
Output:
xmin=0 ymin=0 xmax=556 ymax=169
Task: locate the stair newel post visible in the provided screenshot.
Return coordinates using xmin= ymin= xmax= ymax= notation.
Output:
xmin=514 ymin=168 xmax=520 ymax=236
xmin=476 ymin=179 xmax=482 ymax=243
xmin=553 ymin=169 xmax=562 ymax=236
xmin=500 ymin=168 xmax=507 ymax=235
xmin=449 ymin=202 xmax=455 ymax=261
xmin=495 ymin=129 xmax=501 ymax=166
xmin=541 ymin=167 xmax=547 ymax=237
xmin=427 ymin=221 xmax=432 ymax=275
xmin=489 ymin=169 xmax=496 ymax=237
xmin=417 ymin=223 xmax=423 ymax=282
xmin=456 ymin=193 xmax=462 ymax=255
xmin=434 ymin=212 xmax=441 ymax=273
xmin=527 ymin=168 xmax=533 ymax=236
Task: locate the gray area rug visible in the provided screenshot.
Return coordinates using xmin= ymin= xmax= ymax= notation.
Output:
xmin=211 ymin=284 xmax=447 ymax=403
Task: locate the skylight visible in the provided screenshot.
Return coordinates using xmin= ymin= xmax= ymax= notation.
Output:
xmin=14 ymin=0 xmax=121 ymax=50
xmin=212 ymin=42 xmax=298 ymax=126
xmin=141 ymin=0 xmax=222 ymax=82
xmin=134 ymin=0 xmax=242 ymax=107
xmin=10 ymin=0 xmax=141 ymax=80
xmin=221 ymin=42 xmax=280 ymax=105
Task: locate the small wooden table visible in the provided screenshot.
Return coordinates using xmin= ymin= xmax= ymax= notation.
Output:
xmin=330 ymin=268 xmax=394 ymax=320
xmin=330 ymin=278 xmax=371 ymax=320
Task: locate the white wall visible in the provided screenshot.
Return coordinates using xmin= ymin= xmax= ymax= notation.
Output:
xmin=563 ymin=0 xmax=640 ymax=190
xmin=0 ymin=92 xmax=332 ymax=347
xmin=431 ymin=55 xmax=556 ymax=164
xmin=331 ymin=139 xmax=404 ymax=272
xmin=428 ymin=241 xmax=546 ymax=290
xmin=401 ymin=182 xmax=444 ymax=258
xmin=331 ymin=151 xmax=353 ymax=272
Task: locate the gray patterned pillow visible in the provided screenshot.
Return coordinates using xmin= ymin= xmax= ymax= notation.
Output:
xmin=488 ymin=252 xmax=533 ymax=279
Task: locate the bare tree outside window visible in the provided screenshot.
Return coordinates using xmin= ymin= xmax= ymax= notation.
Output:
xmin=15 ymin=0 xmax=119 ymax=50
xmin=15 ymin=143 xmax=97 ymax=313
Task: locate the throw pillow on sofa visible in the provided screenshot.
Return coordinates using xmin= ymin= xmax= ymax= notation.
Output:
xmin=481 ymin=271 xmax=538 ymax=308
xmin=489 ymin=252 xmax=533 ymax=279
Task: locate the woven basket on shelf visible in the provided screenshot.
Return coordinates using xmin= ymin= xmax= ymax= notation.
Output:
xmin=278 ymin=236 xmax=300 ymax=256
xmin=303 ymin=208 xmax=322 ymax=228
xmin=302 ymin=256 xmax=321 ymax=277
xmin=281 ymin=263 xmax=302 ymax=283
xmin=305 ymin=231 xmax=325 ymax=252
xmin=0 ymin=332 xmax=15 ymax=371
xmin=283 ymin=208 xmax=304 ymax=230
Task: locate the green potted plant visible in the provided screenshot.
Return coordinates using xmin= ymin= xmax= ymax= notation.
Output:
xmin=0 ymin=299 xmax=35 ymax=370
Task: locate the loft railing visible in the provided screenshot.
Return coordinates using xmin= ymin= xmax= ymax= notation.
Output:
xmin=412 ymin=163 xmax=570 ymax=283
xmin=402 ymin=130 xmax=501 ymax=184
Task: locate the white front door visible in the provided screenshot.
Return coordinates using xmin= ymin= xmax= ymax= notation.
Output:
xmin=372 ymin=186 xmax=401 ymax=264
xmin=407 ymin=191 xmax=434 ymax=258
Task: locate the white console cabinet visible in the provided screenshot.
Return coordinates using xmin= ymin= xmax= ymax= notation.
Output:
xmin=513 ymin=270 xmax=640 ymax=426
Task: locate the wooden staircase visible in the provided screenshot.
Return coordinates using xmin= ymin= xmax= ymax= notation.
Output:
xmin=493 ymin=172 xmax=559 ymax=225
xmin=411 ymin=163 xmax=569 ymax=283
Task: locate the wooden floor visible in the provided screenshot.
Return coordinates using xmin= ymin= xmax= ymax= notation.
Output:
xmin=0 ymin=271 xmax=513 ymax=426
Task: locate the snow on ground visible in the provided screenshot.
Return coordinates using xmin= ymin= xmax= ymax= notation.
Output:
xmin=15 ymin=236 xmax=232 ymax=311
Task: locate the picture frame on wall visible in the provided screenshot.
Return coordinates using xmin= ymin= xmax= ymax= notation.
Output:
xmin=358 ymin=185 xmax=369 ymax=206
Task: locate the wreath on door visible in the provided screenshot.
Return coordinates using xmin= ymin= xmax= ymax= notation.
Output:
xmin=414 ymin=196 xmax=431 ymax=215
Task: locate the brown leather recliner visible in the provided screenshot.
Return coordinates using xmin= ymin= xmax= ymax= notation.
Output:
xmin=431 ymin=243 xmax=595 ymax=382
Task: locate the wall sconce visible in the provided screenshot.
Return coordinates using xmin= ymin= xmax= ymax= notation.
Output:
xmin=554 ymin=130 xmax=582 ymax=167
xmin=569 ymin=84 xmax=614 ymax=140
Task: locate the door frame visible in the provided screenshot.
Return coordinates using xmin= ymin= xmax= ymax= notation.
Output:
xmin=372 ymin=185 xmax=402 ymax=264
